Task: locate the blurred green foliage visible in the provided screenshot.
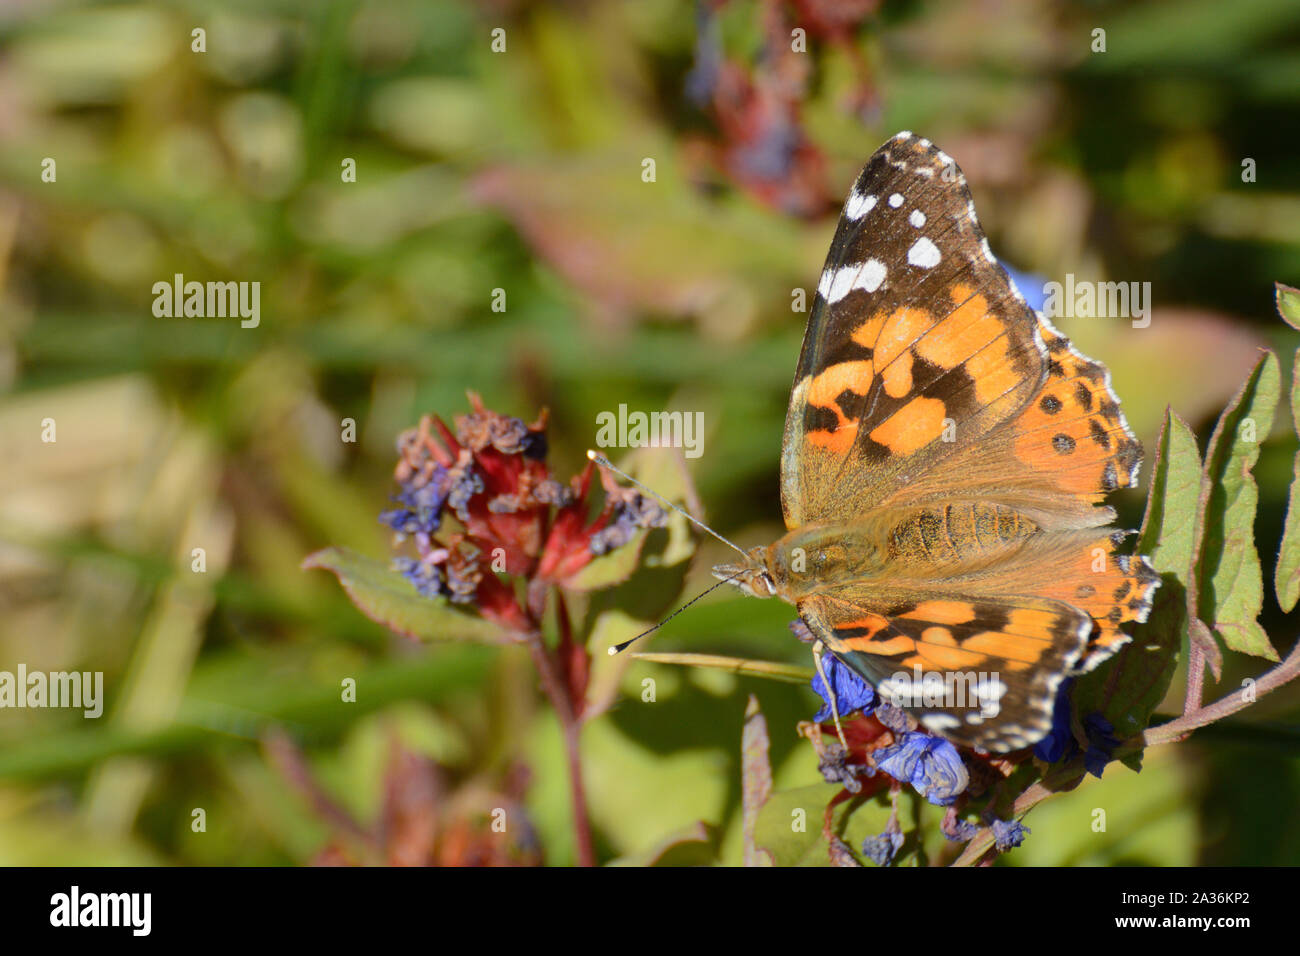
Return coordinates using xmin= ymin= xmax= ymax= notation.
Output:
xmin=1 ymin=0 xmax=1299 ymax=865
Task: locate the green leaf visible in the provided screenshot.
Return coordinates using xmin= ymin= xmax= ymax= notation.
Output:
xmin=1276 ymin=282 xmax=1300 ymax=331
xmin=752 ymin=783 xmax=842 ymax=867
xmin=581 ymin=448 xmax=700 ymax=712
xmin=1136 ymin=409 xmax=1203 ymax=579
xmin=301 ymin=547 xmax=505 ymax=644
xmin=605 ymin=822 xmax=719 ymax=867
xmin=564 ymin=440 xmax=708 ymax=593
xmin=1275 ymin=347 xmax=1300 ymax=612
xmin=1074 ymin=579 xmax=1185 ymax=769
xmin=1192 ymin=352 xmax=1281 ymax=661
xmin=753 ymin=784 xmax=922 ymax=867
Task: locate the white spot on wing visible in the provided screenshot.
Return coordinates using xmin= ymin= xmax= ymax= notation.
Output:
xmin=845 ymin=191 xmax=876 ymax=220
xmin=857 ymin=259 xmax=888 ymax=294
xmin=907 ymin=237 xmax=941 ymax=269
xmin=828 ymin=268 xmax=857 ymax=302
xmin=821 ymin=259 xmax=889 ymax=302
xmin=909 ymin=209 xmax=926 ymax=228
xmin=888 ymin=193 xmax=904 ymax=208
xmin=979 ymin=678 xmax=1008 ymax=701
xmin=921 ymin=713 xmax=960 ymax=732
xmin=817 ymin=269 xmax=834 ymax=299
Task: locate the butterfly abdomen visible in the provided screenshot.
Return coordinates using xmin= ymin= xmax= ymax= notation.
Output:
xmin=887 ymin=502 xmax=1038 ymax=567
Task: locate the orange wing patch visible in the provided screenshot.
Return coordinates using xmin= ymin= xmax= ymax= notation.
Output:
xmin=869 ymin=395 xmax=947 ymax=455
xmin=1011 ymin=317 xmax=1142 ymax=500
xmin=1038 ymin=532 xmax=1160 ymax=671
xmin=914 ymin=284 xmax=1020 ymax=406
xmin=804 ymin=361 xmax=874 ymax=455
xmin=802 ymin=307 xmax=940 ymax=455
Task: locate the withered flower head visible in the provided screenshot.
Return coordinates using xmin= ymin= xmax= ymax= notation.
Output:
xmin=380 ymin=393 xmax=670 ymax=633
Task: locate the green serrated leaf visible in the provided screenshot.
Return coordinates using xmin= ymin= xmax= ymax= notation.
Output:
xmin=302 ymin=547 xmax=505 ymax=644
xmin=1137 ymin=409 xmax=1203 ymax=578
xmin=1275 ymin=348 xmax=1300 ymax=612
xmin=1194 ymin=352 xmax=1281 ymax=661
xmin=1276 ymin=282 xmax=1300 ymax=331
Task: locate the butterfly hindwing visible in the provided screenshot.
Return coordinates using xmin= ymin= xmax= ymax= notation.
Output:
xmin=799 ymin=588 xmax=1090 ymax=752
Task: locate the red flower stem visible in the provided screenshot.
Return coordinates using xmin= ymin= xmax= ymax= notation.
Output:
xmin=524 ymin=632 xmax=595 ymax=867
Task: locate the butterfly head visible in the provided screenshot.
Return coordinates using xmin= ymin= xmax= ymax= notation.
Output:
xmin=711 ymin=546 xmax=777 ymax=599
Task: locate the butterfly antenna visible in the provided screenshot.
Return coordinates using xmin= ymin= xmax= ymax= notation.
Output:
xmin=608 ymin=571 xmax=746 ymax=655
xmin=585 ymin=450 xmax=749 ymax=559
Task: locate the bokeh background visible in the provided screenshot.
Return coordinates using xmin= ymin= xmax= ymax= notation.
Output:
xmin=2 ymin=0 xmax=1299 ymax=865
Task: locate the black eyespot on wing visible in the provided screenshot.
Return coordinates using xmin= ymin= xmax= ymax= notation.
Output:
xmin=1052 ymin=434 xmax=1076 ymax=454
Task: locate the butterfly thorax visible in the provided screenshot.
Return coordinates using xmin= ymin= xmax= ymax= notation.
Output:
xmin=713 ymin=521 xmax=888 ymax=603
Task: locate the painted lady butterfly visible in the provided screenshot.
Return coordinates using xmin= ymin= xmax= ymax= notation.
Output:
xmin=714 ymin=132 xmax=1160 ymax=753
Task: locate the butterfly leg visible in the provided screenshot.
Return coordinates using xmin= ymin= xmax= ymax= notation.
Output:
xmin=812 ymin=640 xmax=849 ymax=751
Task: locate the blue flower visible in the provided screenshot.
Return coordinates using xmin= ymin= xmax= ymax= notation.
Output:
xmin=588 ymin=492 xmax=668 ymax=556
xmin=1003 ymin=264 xmax=1049 ymax=313
xmin=862 ymin=828 xmax=904 ymax=867
xmin=1032 ymin=680 xmax=1121 ymax=777
xmin=379 ymin=466 xmax=451 ymax=536
xmin=446 ymin=465 xmax=484 ymax=521
xmin=872 ymin=731 xmax=969 ymax=806
xmin=991 ymin=818 xmax=1031 ymax=852
xmin=392 ymin=557 xmax=445 ymax=599
xmin=1083 ymin=714 xmax=1121 ymax=778
xmin=811 ymin=655 xmax=876 ymax=723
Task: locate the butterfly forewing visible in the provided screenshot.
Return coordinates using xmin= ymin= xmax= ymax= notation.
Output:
xmin=781 ymin=133 xmax=1048 ymax=529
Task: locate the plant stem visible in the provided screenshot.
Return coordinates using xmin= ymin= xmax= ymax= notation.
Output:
xmin=524 ymin=632 xmax=596 ymax=867
xmin=1144 ymin=636 xmax=1300 ymax=747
